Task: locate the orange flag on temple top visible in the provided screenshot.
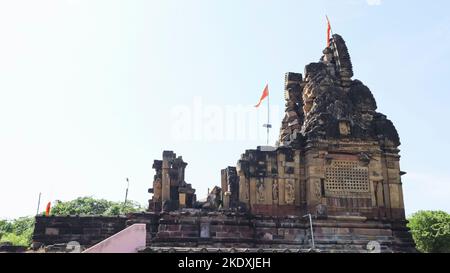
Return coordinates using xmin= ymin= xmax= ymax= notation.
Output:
xmin=254 ymin=84 xmax=269 ymax=108
xmin=45 ymin=202 xmax=51 ymax=216
xmin=326 ymin=16 xmax=332 ymax=47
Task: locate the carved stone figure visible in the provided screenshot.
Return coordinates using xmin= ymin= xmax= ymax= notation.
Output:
xmin=272 ymin=180 xmax=279 ymax=201
xmin=316 ymin=204 xmax=328 ymax=218
xmin=314 ymin=180 xmax=322 ymax=199
xmin=358 ymin=152 xmax=371 ymax=166
xmin=285 ymin=180 xmax=295 ymax=204
xmin=257 ymin=179 xmax=265 ymax=202
xmin=153 ymin=178 xmax=162 ymax=201
xmin=244 ymin=180 xmax=249 ymax=201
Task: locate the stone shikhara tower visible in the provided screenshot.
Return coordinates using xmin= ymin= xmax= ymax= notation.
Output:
xmin=227 ymin=34 xmax=406 ymax=221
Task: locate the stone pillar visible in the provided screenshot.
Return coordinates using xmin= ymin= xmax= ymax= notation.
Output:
xmin=386 ymin=154 xmax=405 ymax=219
xmin=221 ymin=169 xmax=227 ymax=202
xmin=179 ymin=193 xmax=186 ymax=209
xmin=161 ymin=159 xmax=170 ymax=204
xmin=304 ymin=149 xmax=323 ymax=212
xmin=223 ymin=191 xmax=231 ymax=209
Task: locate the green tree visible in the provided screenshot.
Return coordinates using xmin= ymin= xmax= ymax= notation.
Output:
xmin=0 ymin=197 xmax=143 ymax=248
xmin=50 ymin=196 xmax=142 ymax=216
xmin=0 ymin=219 xmax=13 ymax=237
xmin=103 ymin=200 xmax=143 ymax=216
xmin=10 ymin=217 xmax=35 ymax=235
xmin=0 ymin=217 xmax=34 ymax=247
xmin=407 ymin=210 xmax=450 ymax=253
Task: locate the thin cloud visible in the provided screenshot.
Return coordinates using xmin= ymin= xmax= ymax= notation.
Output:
xmin=367 ymin=0 xmax=382 ymax=6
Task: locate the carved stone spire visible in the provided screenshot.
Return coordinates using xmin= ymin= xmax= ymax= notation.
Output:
xmin=278 ymin=34 xmax=400 ymax=148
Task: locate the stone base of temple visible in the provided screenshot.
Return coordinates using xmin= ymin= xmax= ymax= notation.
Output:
xmin=32 ymin=211 xmax=416 ymax=253
xmin=142 ymin=211 xmax=416 ymax=253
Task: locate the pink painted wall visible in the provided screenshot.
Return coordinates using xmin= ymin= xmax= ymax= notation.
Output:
xmin=83 ymin=224 xmax=146 ymax=253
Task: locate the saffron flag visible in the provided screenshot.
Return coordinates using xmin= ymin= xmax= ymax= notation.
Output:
xmin=326 ymin=16 xmax=331 ymax=47
xmin=254 ymin=84 xmax=269 ymax=108
xmin=45 ymin=202 xmax=51 ymax=216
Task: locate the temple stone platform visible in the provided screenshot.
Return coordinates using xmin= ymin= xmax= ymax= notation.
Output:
xmin=32 ymin=210 xmax=415 ymax=253
xmin=139 ymin=211 xmax=415 ymax=253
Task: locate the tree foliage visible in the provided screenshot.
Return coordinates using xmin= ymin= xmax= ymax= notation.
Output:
xmin=50 ymin=196 xmax=143 ymax=216
xmin=0 ymin=197 xmax=143 ymax=248
xmin=0 ymin=217 xmax=34 ymax=247
xmin=407 ymin=210 xmax=450 ymax=253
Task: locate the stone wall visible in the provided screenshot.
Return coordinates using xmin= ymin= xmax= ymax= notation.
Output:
xmin=32 ymin=215 xmax=128 ymax=249
xmin=32 ymin=211 xmax=415 ymax=253
xmin=147 ymin=211 xmax=415 ymax=253
xmin=235 ymin=147 xmax=306 ymax=217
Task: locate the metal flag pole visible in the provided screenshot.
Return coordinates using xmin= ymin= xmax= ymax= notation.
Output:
xmin=326 ymin=16 xmax=339 ymax=56
xmin=124 ymin=178 xmax=129 ymax=206
xmin=36 ymin=192 xmax=42 ymax=215
xmin=326 ymin=15 xmax=342 ymax=74
xmin=262 ymin=85 xmax=272 ymax=145
xmin=267 ymin=89 xmax=270 ymax=145
xmin=326 ymin=15 xmax=334 ymax=36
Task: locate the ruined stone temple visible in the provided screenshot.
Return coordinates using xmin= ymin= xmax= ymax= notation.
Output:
xmin=32 ymin=34 xmax=416 ymax=253
xmin=148 ymin=151 xmax=197 ymax=212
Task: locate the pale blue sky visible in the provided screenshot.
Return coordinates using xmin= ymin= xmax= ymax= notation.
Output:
xmin=0 ymin=0 xmax=449 ymax=219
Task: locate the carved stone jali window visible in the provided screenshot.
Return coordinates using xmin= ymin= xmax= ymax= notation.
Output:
xmin=325 ymin=160 xmax=370 ymax=196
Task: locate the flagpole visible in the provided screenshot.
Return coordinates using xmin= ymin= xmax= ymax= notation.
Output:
xmin=326 ymin=16 xmax=340 ymax=70
xmin=326 ymin=15 xmax=336 ymax=46
xmin=326 ymin=15 xmax=334 ymax=36
xmin=267 ymin=88 xmax=270 ymax=145
xmin=257 ymin=84 xmax=271 ymax=146
xmin=124 ymin=178 xmax=129 ymax=206
xmin=36 ymin=192 xmax=41 ymax=216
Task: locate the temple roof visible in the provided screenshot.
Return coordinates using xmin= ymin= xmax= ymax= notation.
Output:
xmin=278 ymin=34 xmax=400 ymax=148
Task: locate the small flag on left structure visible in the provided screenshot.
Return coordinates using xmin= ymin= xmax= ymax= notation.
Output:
xmin=45 ymin=202 xmax=51 ymax=216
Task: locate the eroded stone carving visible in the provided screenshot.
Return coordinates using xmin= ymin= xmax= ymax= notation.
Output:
xmin=358 ymin=152 xmax=371 ymax=166
xmin=316 ymin=204 xmax=328 ymax=218
xmin=278 ymin=34 xmax=399 ymax=147
xmin=272 ymin=180 xmax=279 ymax=201
xmin=285 ymin=180 xmax=295 ymax=204
xmin=153 ymin=178 xmax=161 ymax=202
xmin=314 ymin=180 xmax=322 ymax=199
xmin=257 ymin=179 xmax=265 ymax=202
